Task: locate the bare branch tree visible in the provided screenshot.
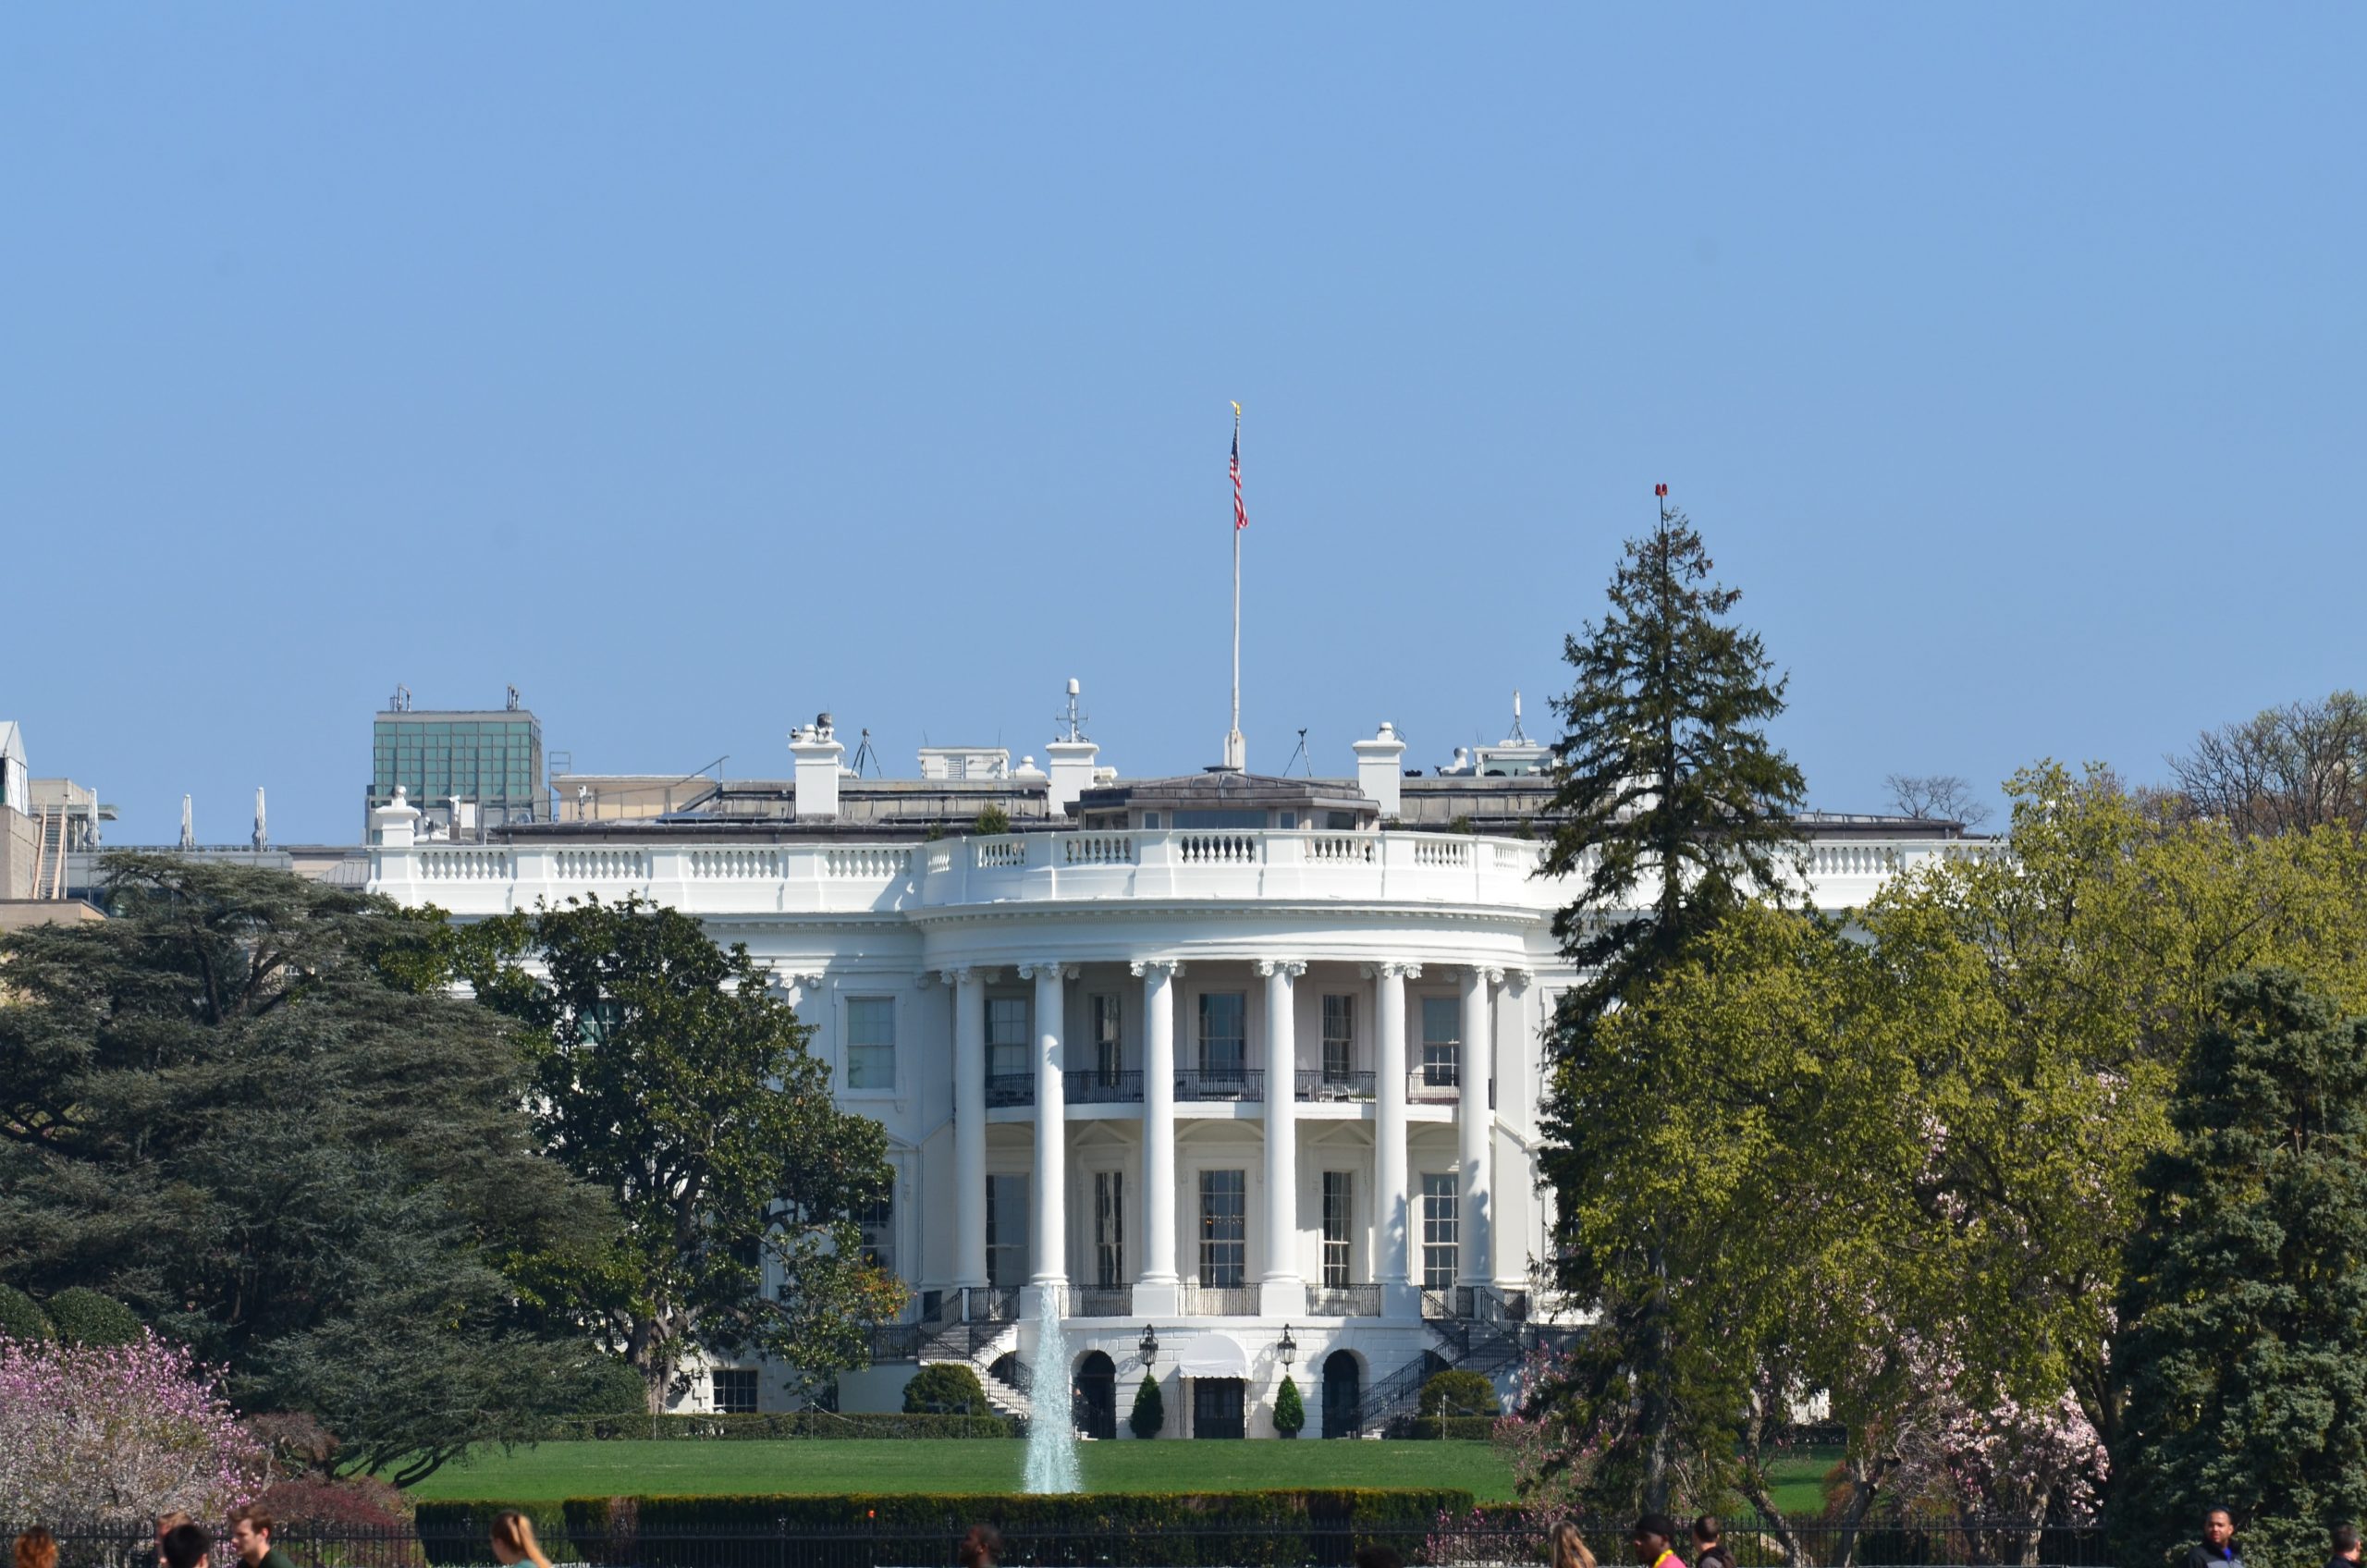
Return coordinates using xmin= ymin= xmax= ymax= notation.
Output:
xmin=1883 ymin=773 xmax=1993 ymax=828
xmin=2166 ymin=692 xmax=2367 ymax=838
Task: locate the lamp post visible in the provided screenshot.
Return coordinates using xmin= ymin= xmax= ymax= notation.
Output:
xmin=1276 ymin=1324 xmax=1297 ymax=1366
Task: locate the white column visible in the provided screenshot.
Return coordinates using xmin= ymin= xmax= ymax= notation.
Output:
xmin=949 ymin=968 xmax=988 ymax=1289
xmin=1371 ymin=961 xmax=1419 ymax=1318
xmin=1133 ymin=960 xmax=1183 ymax=1316
xmin=1494 ymin=969 xmax=1536 ymax=1288
xmin=1457 ymin=966 xmax=1496 ymax=1289
xmin=1257 ymin=959 xmax=1306 ymax=1316
xmin=1024 ymin=962 xmax=1072 ymax=1292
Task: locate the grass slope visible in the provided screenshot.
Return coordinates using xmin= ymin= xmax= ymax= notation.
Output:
xmin=407 ymin=1439 xmax=1518 ymax=1502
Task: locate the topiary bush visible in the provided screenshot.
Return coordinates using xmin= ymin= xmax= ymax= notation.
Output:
xmin=1271 ymin=1374 xmax=1305 ymax=1437
xmin=1128 ymin=1370 xmax=1164 ymax=1439
xmin=902 ymin=1361 xmax=990 ymax=1416
xmin=1417 ymin=1368 xmax=1499 ymax=1418
xmin=0 ymin=1284 xmax=54 ymax=1342
xmin=44 ymin=1287 xmax=143 ymax=1348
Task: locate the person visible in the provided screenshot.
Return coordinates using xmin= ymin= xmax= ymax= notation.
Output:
xmin=16 ymin=1529 xmax=57 ymax=1568
xmin=2185 ymin=1508 xmax=2242 ymax=1568
xmin=1631 ymin=1514 xmax=1682 ymax=1568
xmin=1692 ymin=1516 xmax=1734 ymax=1568
xmin=957 ymin=1525 xmax=1004 ymax=1568
xmin=156 ymin=1513 xmax=192 ymax=1561
xmin=490 ymin=1514 xmax=553 ymax=1568
xmin=228 ymin=1506 xmax=295 ymax=1568
xmin=161 ymin=1525 xmax=212 ymax=1568
xmin=1550 ymin=1521 xmax=1598 ymax=1568
xmin=1353 ymin=1548 xmax=1404 ymax=1568
xmin=2326 ymin=1525 xmax=2361 ymax=1568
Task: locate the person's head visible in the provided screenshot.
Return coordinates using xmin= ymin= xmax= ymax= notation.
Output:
xmin=228 ymin=1506 xmax=275 ymax=1566
xmin=156 ymin=1515 xmax=193 ymax=1544
xmin=490 ymin=1513 xmax=550 ymax=1568
xmin=16 ymin=1529 xmax=57 ymax=1568
xmin=2202 ymin=1509 xmax=2235 ymax=1549
xmin=1692 ymin=1517 xmax=1722 ymax=1550
xmin=957 ymin=1525 xmax=1004 ymax=1568
xmin=2333 ymin=1525 xmax=2360 ymax=1561
xmin=161 ymin=1525 xmax=213 ymax=1568
xmin=1550 ymin=1522 xmax=1597 ymax=1568
xmin=1354 ymin=1547 xmax=1405 ymax=1568
xmin=1632 ymin=1514 xmax=1677 ymax=1563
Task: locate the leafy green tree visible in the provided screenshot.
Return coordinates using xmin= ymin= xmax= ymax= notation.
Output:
xmin=1271 ymin=1374 xmax=1305 ymax=1436
xmin=458 ymin=895 xmax=902 ymax=1411
xmin=43 ymin=1287 xmax=141 ymax=1347
xmin=0 ymin=853 xmax=617 ymax=1483
xmin=1128 ymin=1371 xmax=1165 ymax=1439
xmin=1419 ymin=1368 xmax=1501 ymax=1418
xmin=903 ymin=1362 xmax=990 ymax=1416
xmin=2112 ymin=971 xmax=2367 ymax=1567
xmin=1536 ymin=498 xmax=1807 ymax=1512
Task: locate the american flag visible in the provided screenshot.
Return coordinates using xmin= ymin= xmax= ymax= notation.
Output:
xmin=1231 ymin=423 xmax=1248 ymax=530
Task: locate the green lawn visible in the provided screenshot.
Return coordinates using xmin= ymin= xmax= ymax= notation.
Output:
xmin=407 ymin=1439 xmax=1517 ymax=1502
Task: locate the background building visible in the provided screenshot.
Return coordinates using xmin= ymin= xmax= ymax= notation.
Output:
xmin=367 ymin=687 xmax=546 ymax=840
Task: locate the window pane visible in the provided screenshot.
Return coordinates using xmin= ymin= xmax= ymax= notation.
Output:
xmin=987 ymin=998 xmax=1030 ymax=1078
xmin=1322 ymin=1170 xmax=1352 ymax=1288
xmin=1322 ymin=995 xmax=1355 ymax=1081
xmin=1422 ymin=1172 xmax=1459 ymax=1289
xmin=1199 ymin=993 xmax=1246 ymax=1076
xmin=1199 ymin=1169 xmax=1246 ymax=1287
xmin=1421 ymin=997 xmax=1461 ymax=1086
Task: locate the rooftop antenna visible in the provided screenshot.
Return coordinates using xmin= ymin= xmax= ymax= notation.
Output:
xmin=1057 ymin=678 xmax=1089 ymax=743
xmin=390 ymin=683 xmax=412 ymax=713
xmin=1508 ymin=690 xmax=1528 ymax=743
xmin=851 ymin=729 xmax=881 ymax=778
xmin=506 ymin=684 xmax=521 ymax=712
xmin=1222 ymin=400 xmax=1248 ymax=771
xmin=1285 ymin=728 xmax=1311 ymax=777
xmin=252 ymin=787 xmax=267 ymax=851
xmin=179 ymin=794 xmax=195 ymax=851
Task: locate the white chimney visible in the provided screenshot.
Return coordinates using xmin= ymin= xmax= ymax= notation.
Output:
xmin=369 ymin=786 xmax=421 ymax=848
xmin=1353 ymin=722 xmax=1407 ymax=817
xmin=789 ymin=715 xmax=845 ymax=819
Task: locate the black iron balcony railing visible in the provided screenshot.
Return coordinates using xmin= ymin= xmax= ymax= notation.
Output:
xmin=984 ymin=1072 xmax=1034 ymax=1108
xmin=1408 ymin=1067 xmax=1462 ymax=1102
xmin=1297 ymin=1070 xmax=1377 ymax=1101
xmin=1068 ymin=1069 xmax=1144 ymax=1104
xmin=1068 ymin=1284 xmax=1134 ymax=1317
xmin=1181 ymin=1283 xmax=1258 ymax=1316
xmin=1174 ymin=1067 xmax=1263 ymax=1101
xmin=1306 ymin=1282 xmax=1384 ymax=1317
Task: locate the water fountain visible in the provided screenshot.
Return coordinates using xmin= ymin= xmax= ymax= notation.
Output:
xmin=1021 ymin=1289 xmax=1082 ymax=1493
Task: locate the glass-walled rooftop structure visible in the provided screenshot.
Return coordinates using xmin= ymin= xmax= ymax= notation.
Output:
xmin=368 ymin=710 xmax=545 ymax=836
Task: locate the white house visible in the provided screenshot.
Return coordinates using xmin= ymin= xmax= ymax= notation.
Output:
xmin=365 ymin=698 xmax=1981 ymax=1439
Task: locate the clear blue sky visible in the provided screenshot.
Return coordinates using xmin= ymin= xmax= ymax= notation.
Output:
xmin=5 ymin=8 xmax=2361 ymax=846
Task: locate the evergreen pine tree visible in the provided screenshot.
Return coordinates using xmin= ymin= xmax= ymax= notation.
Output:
xmin=1272 ymin=1373 xmax=1305 ymax=1436
xmin=2113 ymin=969 xmax=2367 ymax=1568
xmin=1536 ymin=496 xmax=1807 ymax=1513
xmin=1128 ymin=1370 xmax=1165 ymax=1439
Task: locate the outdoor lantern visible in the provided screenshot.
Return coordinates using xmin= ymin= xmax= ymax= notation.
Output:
xmin=1277 ymin=1324 xmax=1298 ymax=1366
xmin=1139 ymin=1324 xmax=1159 ymax=1365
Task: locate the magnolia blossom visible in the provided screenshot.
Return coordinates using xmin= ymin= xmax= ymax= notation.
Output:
xmin=0 ymin=1330 xmax=269 ymax=1527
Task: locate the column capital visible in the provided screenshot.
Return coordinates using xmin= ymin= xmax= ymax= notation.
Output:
xmin=1361 ymin=961 xmax=1423 ymax=980
xmin=1504 ymin=967 xmax=1535 ymax=992
xmin=769 ymin=969 xmax=825 ymax=998
xmin=941 ymin=965 xmax=998 ymax=986
xmin=1252 ymin=959 xmax=1307 ymax=979
xmin=1482 ymin=966 xmax=1506 ymax=986
xmin=1017 ymin=962 xmax=1074 ymax=982
xmin=1130 ymin=959 xmax=1186 ymax=980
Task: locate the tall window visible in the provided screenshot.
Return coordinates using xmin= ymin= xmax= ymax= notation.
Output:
xmin=1199 ymin=1170 xmax=1246 ymax=1286
xmin=1090 ymin=993 xmax=1122 ymax=1084
xmin=1094 ymin=1170 xmax=1126 ymax=1287
xmin=859 ymin=1194 xmax=894 ymax=1273
xmin=1321 ymin=995 xmax=1355 ymax=1083
xmin=987 ymin=1173 xmax=1028 ymax=1288
xmin=1199 ymin=993 xmax=1246 ymax=1078
xmin=847 ymin=997 xmax=895 ymax=1090
xmin=1421 ymin=1172 xmax=1459 ymax=1288
xmin=1420 ymin=997 xmax=1461 ymax=1086
xmin=987 ymin=997 xmax=1030 ymax=1079
xmin=712 ymin=1367 xmax=758 ymax=1415
xmin=1321 ymin=1171 xmax=1353 ymax=1288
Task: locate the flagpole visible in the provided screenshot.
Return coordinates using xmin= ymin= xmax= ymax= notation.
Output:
xmin=1226 ymin=401 xmax=1245 ymax=771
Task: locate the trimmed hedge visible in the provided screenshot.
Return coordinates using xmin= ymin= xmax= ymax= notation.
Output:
xmin=902 ymin=1362 xmax=990 ymax=1417
xmin=0 ymin=1285 xmax=53 ymax=1342
xmin=420 ymin=1488 xmax=1478 ymax=1568
xmin=1407 ymin=1415 xmax=1497 ymax=1440
xmin=544 ymin=1411 xmax=1015 ymax=1441
xmin=44 ymin=1287 xmax=142 ymax=1348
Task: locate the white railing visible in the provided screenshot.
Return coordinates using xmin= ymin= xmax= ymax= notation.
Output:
xmin=825 ymin=846 xmax=912 ymax=878
xmin=1412 ymin=837 xmax=1470 ymax=867
xmin=417 ymin=849 xmax=515 ymax=881
xmin=688 ymin=848 xmax=782 ymax=879
xmin=975 ymin=839 xmax=1026 ymax=869
xmin=1177 ymin=831 xmax=1258 ymax=864
xmin=1307 ymin=834 xmax=1375 ymax=864
xmin=553 ymin=849 xmax=646 ymax=881
xmin=1062 ymin=834 xmax=1135 ymax=866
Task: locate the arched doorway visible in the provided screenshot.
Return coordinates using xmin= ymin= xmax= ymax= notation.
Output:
xmin=1075 ymin=1350 xmax=1117 ymax=1439
xmin=1321 ymin=1350 xmax=1362 ymax=1438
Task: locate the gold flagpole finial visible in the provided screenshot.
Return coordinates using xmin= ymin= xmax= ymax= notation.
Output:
xmin=1232 ymin=400 xmax=1242 ymax=420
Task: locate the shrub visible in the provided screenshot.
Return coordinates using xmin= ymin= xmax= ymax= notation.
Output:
xmin=582 ymin=1355 xmax=653 ymax=1415
xmin=44 ymin=1287 xmax=142 ymax=1348
xmin=248 ymin=1411 xmax=339 ymax=1476
xmin=903 ymin=1362 xmax=990 ymax=1416
xmin=1128 ymin=1370 xmax=1164 ymax=1439
xmin=544 ymin=1410 xmax=1013 ymax=1440
xmin=1417 ymin=1369 xmax=1499 ymax=1418
xmin=1272 ymin=1374 xmax=1305 ymax=1436
xmin=258 ymin=1474 xmax=411 ymax=1529
xmin=975 ymin=805 xmax=1012 ymax=836
xmin=1407 ymin=1415 xmax=1497 ymax=1439
xmin=0 ymin=1286 xmax=51 ymax=1343
xmin=0 ymin=1329 xmax=267 ymax=1527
